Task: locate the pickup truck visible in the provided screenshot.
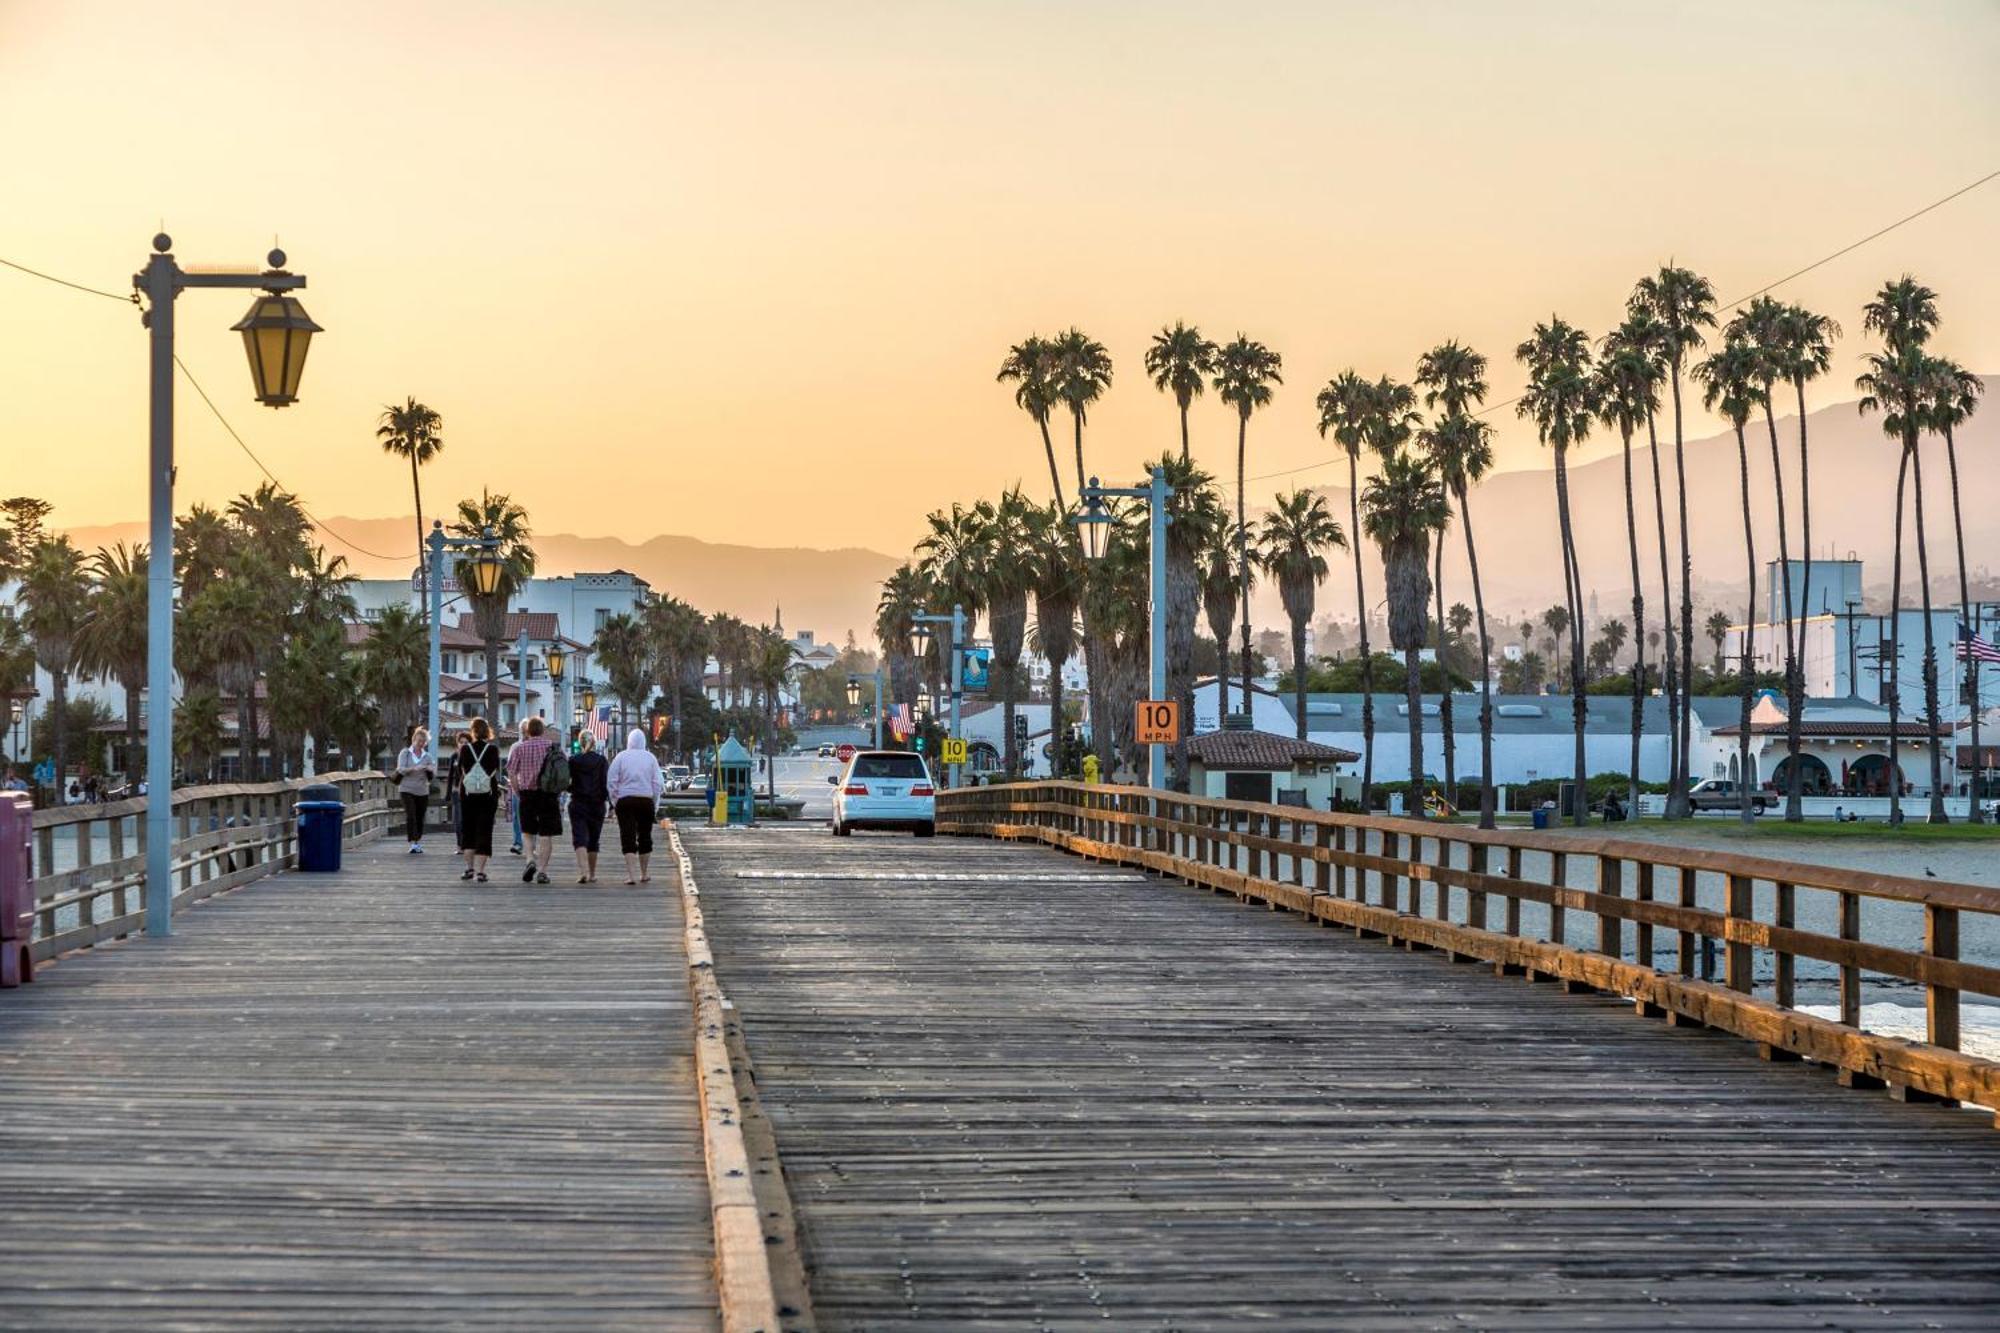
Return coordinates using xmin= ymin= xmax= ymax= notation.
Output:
xmin=1687 ymin=778 xmax=1769 ymax=814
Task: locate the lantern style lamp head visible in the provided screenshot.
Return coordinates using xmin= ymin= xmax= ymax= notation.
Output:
xmin=464 ymin=530 xmax=505 ymax=598
xmin=580 ymin=683 xmax=597 ymax=715
xmin=1074 ymin=476 xmax=1111 ymax=562
xmin=909 ymin=622 xmax=934 ymax=659
xmin=230 ymin=252 xmax=322 ymax=408
xmin=8 ymin=699 xmax=21 ymax=726
xmin=917 ymin=688 xmax=933 ymax=716
xmin=545 ymin=641 xmax=567 ymax=685
xmin=845 ymin=679 xmax=862 ymax=707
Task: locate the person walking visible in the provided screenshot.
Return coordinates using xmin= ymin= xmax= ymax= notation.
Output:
xmin=567 ymin=730 xmax=610 ymax=884
xmin=393 ymin=726 xmax=437 ymax=854
xmin=454 ymin=717 xmax=501 ymax=882
xmin=607 ymin=728 xmax=663 ymax=885
xmin=442 ymin=727 xmax=470 ymax=847
xmin=506 ymin=716 xmax=562 ymax=885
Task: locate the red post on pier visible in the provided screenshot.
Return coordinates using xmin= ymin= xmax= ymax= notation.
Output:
xmin=0 ymin=791 xmax=32 ymax=986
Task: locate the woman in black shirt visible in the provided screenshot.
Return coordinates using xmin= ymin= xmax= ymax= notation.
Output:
xmin=454 ymin=717 xmax=503 ymax=882
xmin=567 ymin=730 xmax=611 ymax=883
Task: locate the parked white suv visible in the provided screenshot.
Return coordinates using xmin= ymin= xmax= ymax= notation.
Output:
xmin=829 ymin=751 xmax=936 ymax=837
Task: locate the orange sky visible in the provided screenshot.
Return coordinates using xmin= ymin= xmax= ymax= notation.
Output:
xmin=3 ymin=2 xmax=1998 ymax=562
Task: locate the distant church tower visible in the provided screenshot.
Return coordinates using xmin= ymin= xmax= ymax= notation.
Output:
xmin=774 ymin=603 xmax=784 ymax=635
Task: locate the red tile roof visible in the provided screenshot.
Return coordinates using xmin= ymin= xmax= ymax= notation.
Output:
xmin=1186 ymin=729 xmax=1359 ymax=771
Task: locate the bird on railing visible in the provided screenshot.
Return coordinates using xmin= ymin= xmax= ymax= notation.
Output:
xmin=1924 ymin=867 xmax=1938 ymax=878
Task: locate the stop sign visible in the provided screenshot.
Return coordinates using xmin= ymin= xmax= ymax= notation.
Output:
xmin=836 ymin=744 xmax=857 ymax=762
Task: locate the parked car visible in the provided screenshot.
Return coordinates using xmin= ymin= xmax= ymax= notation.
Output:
xmin=663 ymin=764 xmax=693 ymax=790
xmin=817 ymin=744 xmax=837 ymax=758
xmin=1687 ymin=778 xmax=1769 ymax=814
xmin=828 ymin=750 xmax=935 ymax=837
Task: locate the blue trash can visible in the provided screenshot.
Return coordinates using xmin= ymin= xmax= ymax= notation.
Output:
xmin=296 ymin=784 xmax=345 ymax=873
xmin=1531 ymin=807 xmax=1551 ymax=831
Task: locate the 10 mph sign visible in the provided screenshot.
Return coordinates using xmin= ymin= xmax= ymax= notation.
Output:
xmin=1135 ymin=700 xmax=1179 ymax=744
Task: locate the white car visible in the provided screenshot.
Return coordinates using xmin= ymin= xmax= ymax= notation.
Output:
xmin=663 ymin=764 xmax=692 ymax=791
xmin=829 ymin=750 xmax=936 ymax=837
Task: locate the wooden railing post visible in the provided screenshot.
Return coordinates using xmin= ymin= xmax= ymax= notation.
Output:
xmin=1596 ymin=855 xmax=1621 ymax=959
xmin=1725 ymin=873 xmax=1753 ymax=993
xmin=1838 ymin=891 xmax=1861 ymax=1027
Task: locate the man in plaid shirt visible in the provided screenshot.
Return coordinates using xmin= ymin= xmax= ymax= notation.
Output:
xmin=505 ymin=717 xmax=562 ymax=884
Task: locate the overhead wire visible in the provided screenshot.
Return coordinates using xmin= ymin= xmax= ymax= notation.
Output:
xmin=0 ymin=248 xmax=415 ymax=563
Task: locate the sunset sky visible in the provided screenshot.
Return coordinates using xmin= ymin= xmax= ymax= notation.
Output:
xmin=3 ymin=2 xmax=1997 ymax=563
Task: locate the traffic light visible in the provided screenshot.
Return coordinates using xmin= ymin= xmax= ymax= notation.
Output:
xmin=914 ymin=736 xmax=927 ymax=752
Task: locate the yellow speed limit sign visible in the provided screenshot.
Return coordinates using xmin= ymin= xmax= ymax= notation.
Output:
xmin=940 ymin=737 xmax=968 ymax=765
xmin=1135 ymin=700 xmax=1179 ymax=745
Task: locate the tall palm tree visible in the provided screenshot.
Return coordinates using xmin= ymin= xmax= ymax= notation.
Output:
xmin=1611 ymin=307 xmax=1681 ymax=799
xmin=227 ymin=481 xmax=311 ymax=569
xmin=595 ymin=613 xmax=651 ymax=738
xmin=1769 ymin=303 xmax=1841 ymax=810
xmin=361 ymin=603 xmax=428 ymax=753
xmin=875 ymin=564 xmax=929 ymax=732
xmin=1051 ymin=328 xmax=1113 ymax=498
xmin=1696 ymin=335 xmax=1766 ymax=826
xmin=1257 ymin=489 xmax=1346 ymax=741
xmin=642 ymin=595 xmax=710 ymax=761
xmin=17 ymin=536 xmax=90 ymax=793
xmin=1362 ymin=452 xmax=1450 ymax=817
xmin=915 ymin=501 xmax=992 ymax=641
xmin=1318 ymin=370 xmax=1378 ymax=805
xmin=1145 ymin=322 xmax=1219 ymax=464
xmin=1629 ymin=266 xmax=1716 ymax=818
xmin=1160 ymin=455 xmax=1226 ymax=787
xmin=1416 ymin=341 xmax=1487 ymax=810
xmin=1516 ymin=317 xmax=1597 ymax=826
xmin=1025 ymin=506 xmax=1080 ymax=775
xmin=1923 ymin=356 xmax=1985 ymax=816
xmin=1212 ymin=335 xmax=1283 ymax=715
xmin=997 ymin=337 xmax=1066 ymax=509
xmin=1860 ymin=276 xmax=1946 ymax=822
xmin=1594 ymin=328 xmax=1661 ymax=818
xmin=377 ymin=397 xmax=445 ymax=622
xmin=982 ymin=491 xmax=1036 ymax=776
xmin=449 ymin=490 xmax=535 ymax=722
xmin=73 ymin=543 xmax=150 ymax=775
xmin=1421 ymin=408 xmax=1499 ymax=825
xmin=173 ymin=503 xmax=234 ymax=603
xmin=1199 ymin=526 xmax=1239 ymax=733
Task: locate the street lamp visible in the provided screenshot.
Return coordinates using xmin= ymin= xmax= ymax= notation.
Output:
xmin=917 ymin=688 xmax=933 ymax=717
xmin=545 ymin=641 xmax=567 ymax=685
xmin=425 ymin=522 xmax=502 ymax=747
xmin=581 ymin=683 xmax=598 ymax=716
xmin=1074 ymin=466 xmax=1175 ymax=790
xmin=909 ymin=622 xmax=933 ymax=659
xmin=7 ymin=698 xmax=22 ymax=767
xmin=135 ymin=236 xmax=316 ymax=939
xmin=845 ymin=680 xmax=861 ymax=707
xmin=910 ymin=606 xmax=966 ymax=786
xmin=846 ymin=671 xmax=884 ymax=748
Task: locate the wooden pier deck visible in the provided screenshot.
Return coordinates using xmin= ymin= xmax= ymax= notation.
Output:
xmin=0 ymin=837 xmax=718 ymax=1330
xmin=681 ymin=823 xmax=2000 ymax=1330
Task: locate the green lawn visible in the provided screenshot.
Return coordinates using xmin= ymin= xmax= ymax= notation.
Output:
xmin=1579 ymin=815 xmax=2000 ymax=842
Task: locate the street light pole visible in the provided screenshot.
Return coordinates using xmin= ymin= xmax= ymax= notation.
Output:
xmin=517 ymin=627 xmax=530 ymax=725
xmin=1076 ymin=467 xmax=1175 ymax=790
xmin=911 ymin=609 xmax=966 ymax=786
xmin=848 ymin=671 xmax=885 ymax=749
xmin=427 ymin=522 xmax=501 ymax=746
xmin=136 ymin=236 xmax=315 ymax=939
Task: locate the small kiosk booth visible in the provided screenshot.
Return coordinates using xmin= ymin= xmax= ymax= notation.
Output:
xmin=712 ymin=732 xmax=756 ymax=826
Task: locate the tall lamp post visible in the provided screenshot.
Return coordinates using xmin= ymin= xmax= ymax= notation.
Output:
xmin=515 ymin=627 xmax=531 ymax=727
xmin=909 ymin=609 xmax=964 ymax=786
xmin=546 ymin=639 xmax=569 ymax=745
xmin=425 ymin=522 xmax=503 ymax=747
xmin=136 ymin=236 xmax=320 ymax=939
xmin=846 ymin=673 xmax=884 ymax=749
xmin=1075 ymin=466 xmax=1174 ymax=791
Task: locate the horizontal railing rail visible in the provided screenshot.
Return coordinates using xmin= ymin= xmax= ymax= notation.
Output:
xmin=20 ymin=771 xmax=394 ymax=966
xmin=939 ymin=781 xmax=2000 ymax=1121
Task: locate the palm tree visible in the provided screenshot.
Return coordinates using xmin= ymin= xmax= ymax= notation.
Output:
xmin=1422 ymin=408 xmax=1499 ymax=825
xmin=361 ymin=603 xmax=428 ymax=753
xmin=1609 ymin=307 xmax=1681 ymax=802
xmin=1160 ymin=456 xmax=1226 ymax=787
xmin=997 ymin=337 xmax=1066 ymax=509
xmin=915 ymin=501 xmax=991 ymax=640
xmin=1415 ymin=341 xmax=1487 ymax=811
xmin=1051 ymin=328 xmax=1113 ymax=497
xmin=227 ymin=482 xmax=311 ymax=568
xmin=1025 ymin=506 xmax=1080 ymax=775
xmin=173 ymin=503 xmax=234 ymax=603
xmin=1517 ymin=316 xmax=1597 ymax=826
xmin=1318 ymin=370 xmax=1377 ymax=804
xmin=1362 ymin=453 xmax=1450 ymax=816
xmin=1769 ymin=302 xmax=1841 ymax=814
xmin=1696 ymin=335 xmax=1765 ymax=825
xmin=377 ymin=397 xmax=445 ymax=622
xmin=875 ymin=564 xmax=929 ymax=731
xmin=1595 ymin=328 xmax=1662 ymax=819
xmin=449 ymin=490 xmax=535 ymax=722
xmin=1705 ymin=610 xmax=1731 ymax=676
xmin=595 ymin=612 xmax=651 ymax=738
xmin=1859 ymin=276 xmax=1945 ymax=822
xmin=642 ymin=595 xmax=710 ymax=761
xmin=1923 ymin=356 xmax=1985 ymax=817
xmin=1212 ymin=335 xmax=1283 ymax=715
xmin=1199 ymin=526 xmax=1239 ymax=732
xmin=1629 ymin=267 xmax=1716 ymax=818
xmin=1542 ymin=605 xmax=1571 ymax=678
xmin=1145 ymin=322 xmax=1219 ymax=464
xmin=18 ymin=537 xmax=91 ymax=792
xmin=1257 ymin=490 xmax=1346 ymax=741
xmin=173 ymin=688 xmax=224 ymax=783
xmin=73 ymin=543 xmax=150 ymax=775
xmin=982 ymin=491 xmax=1035 ymax=776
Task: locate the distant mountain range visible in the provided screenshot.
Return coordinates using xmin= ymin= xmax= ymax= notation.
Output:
xmin=59 ymin=381 xmax=1994 ymax=645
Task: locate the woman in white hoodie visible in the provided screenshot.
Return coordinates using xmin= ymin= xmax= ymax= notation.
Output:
xmin=605 ymin=729 xmax=663 ymax=885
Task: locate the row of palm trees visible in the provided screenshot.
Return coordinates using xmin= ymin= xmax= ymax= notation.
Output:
xmin=977 ymin=269 xmax=1981 ymax=825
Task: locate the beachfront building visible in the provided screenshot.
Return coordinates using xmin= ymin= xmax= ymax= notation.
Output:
xmin=1712 ymin=694 xmax=1955 ymax=798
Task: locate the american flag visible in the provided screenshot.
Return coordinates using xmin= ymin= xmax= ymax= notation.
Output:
xmin=1954 ymin=624 xmax=2000 ymax=665
xmin=889 ymin=703 xmax=914 ymax=741
xmin=587 ymin=705 xmax=611 ymax=745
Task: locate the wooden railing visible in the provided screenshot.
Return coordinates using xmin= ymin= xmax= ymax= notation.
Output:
xmin=939 ymin=781 xmax=2000 ymax=1120
xmin=24 ymin=771 xmax=394 ymax=965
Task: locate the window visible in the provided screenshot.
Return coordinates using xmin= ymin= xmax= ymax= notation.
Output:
xmin=852 ymin=753 xmax=928 ymax=780
xmin=595 ymin=608 xmax=611 ymax=632
xmin=1224 ymin=772 xmax=1274 ymax=803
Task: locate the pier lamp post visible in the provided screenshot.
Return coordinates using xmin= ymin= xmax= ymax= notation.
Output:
xmin=425 ymin=523 xmax=503 ymax=748
xmin=909 ymin=608 xmax=965 ymax=785
xmin=135 ymin=236 xmax=319 ymax=938
xmin=846 ymin=673 xmax=884 ymax=748
xmin=515 ymin=628 xmax=531 ymax=725
xmin=581 ymin=682 xmax=598 ymax=726
xmin=1075 ymin=467 xmax=1174 ymax=791
xmin=546 ymin=640 xmax=570 ymax=744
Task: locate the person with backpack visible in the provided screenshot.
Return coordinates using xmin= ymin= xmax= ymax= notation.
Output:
xmin=454 ymin=717 xmax=502 ymax=882
xmin=566 ymin=729 xmax=610 ymax=884
xmin=505 ymin=715 xmax=564 ymax=885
